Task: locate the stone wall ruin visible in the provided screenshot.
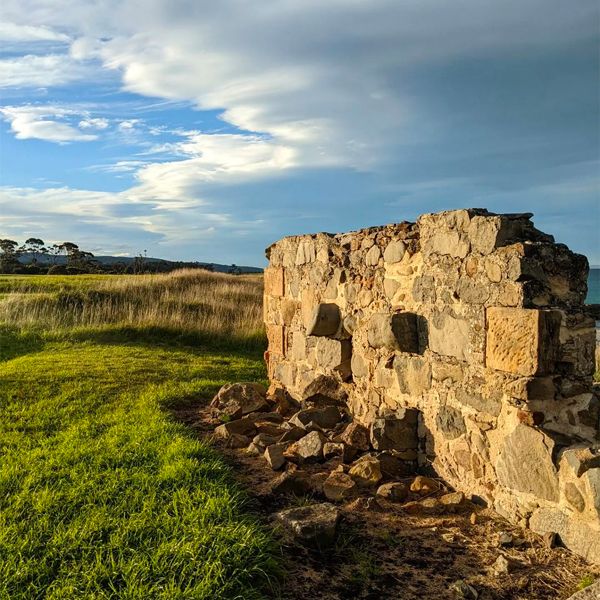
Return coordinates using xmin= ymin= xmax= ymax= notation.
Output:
xmin=263 ymin=209 xmax=599 ymax=563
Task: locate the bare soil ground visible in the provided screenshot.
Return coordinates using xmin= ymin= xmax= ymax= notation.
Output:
xmin=174 ymin=401 xmax=599 ymax=600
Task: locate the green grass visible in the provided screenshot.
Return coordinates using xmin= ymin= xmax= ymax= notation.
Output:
xmin=0 ymin=272 xmax=278 ymax=599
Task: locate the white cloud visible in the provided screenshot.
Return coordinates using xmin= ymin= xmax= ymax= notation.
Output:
xmin=0 ymin=22 xmax=70 ymax=42
xmin=0 ymin=54 xmax=89 ymax=88
xmin=0 ymin=105 xmax=98 ymax=142
xmin=79 ymin=117 xmax=109 ymax=129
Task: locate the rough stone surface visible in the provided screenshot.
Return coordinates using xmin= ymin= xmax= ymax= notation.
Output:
xmin=370 ymin=411 xmax=418 ymax=451
xmin=276 ymin=503 xmax=340 ymax=547
xmin=289 ymin=406 xmax=342 ymax=430
xmin=211 ymin=382 xmax=268 ymax=416
xmin=339 ymin=422 xmax=370 ymax=451
xmin=264 ymin=208 xmax=597 ymax=563
xmin=323 ymin=472 xmax=356 ymax=501
xmin=286 ymin=430 xmax=327 ymax=462
xmin=486 ymin=307 xmax=561 ymax=376
xmin=495 ymin=424 xmax=559 ymax=502
xmin=264 ymin=443 xmax=288 ymax=470
xmin=376 ymin=482 xmax=408 ymax=502
xmin=349 ymin=455 xmax=383 ymax=487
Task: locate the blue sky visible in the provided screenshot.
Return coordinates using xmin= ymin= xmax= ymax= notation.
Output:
xmin=0 ymin=0 xmax=598 ymax=266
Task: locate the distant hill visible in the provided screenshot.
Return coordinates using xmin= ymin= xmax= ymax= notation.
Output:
xmin=18 ymin=253 xmax=263 ymax=274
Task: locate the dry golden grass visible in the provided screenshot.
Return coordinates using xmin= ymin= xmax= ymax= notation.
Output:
xmin=0 ymin=269 xmax=265 ymax=343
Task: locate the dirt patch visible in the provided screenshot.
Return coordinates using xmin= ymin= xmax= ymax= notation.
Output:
xmin=174 ymin=401 xmax=599 ymax=600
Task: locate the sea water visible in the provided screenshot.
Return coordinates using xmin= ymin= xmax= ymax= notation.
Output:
xmin=588 ymin=268 xmax=600 ymax=305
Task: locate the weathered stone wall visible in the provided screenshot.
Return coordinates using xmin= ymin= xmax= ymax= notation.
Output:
xmin=263 ymin=209 xmax=599 ymax=563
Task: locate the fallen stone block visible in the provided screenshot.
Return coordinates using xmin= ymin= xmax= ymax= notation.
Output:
xmin=270 ymin=469 xmax=312 ymax=496
xmin=224 ymin=433 xmax=251 ymax=449
xmin=278 ymin=426 xmax=306 ymax=443
xmin=275 ymin=503 xmax=340 ymax=547
xmin=211 ymin=382 xmax=268 ymax=416
xmin=338 ymin=422 xmax=370 ymax=451
xmin=214 ymin=417 xmax=256 ymax=439
xmin=264 ymin=443 xmax=288 ymax=470
xmin=349 ymin=455 xmax=383 ymax=487
xmin=410 ymin=475 xmax=440 ymax=495
xmin=323 ymin=441 xmax=357 ymax=463
xmin=323 ymin=471 xmax=356 ymax=502
xmin=290 ymin=406 xmax=343 ymax=430
xmin=285 ymin=430 xmax=327 ymax=462
xmin=376 ymin=482 xmax=408 ymax=502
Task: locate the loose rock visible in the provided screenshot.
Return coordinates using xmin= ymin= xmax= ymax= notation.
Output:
xmin=264 ymin=443 xmax=288 ymax=470
xmin=323 ymin=471 xmax=357 ymax=501
xmin=285 ymin=430 xmax=327 ymax=462
xmin=214 ymin=417 xmax=256 ymax=439
xmin=410 ymin=475 xmax=440 ymax=495
xmin=275 ymin=503 xmax=340 ymax=547
xmin=349 ymin=455 xmax=383 ymax=487
xmin=376 ymin=482 xmax=408 ymax=502
xmin=289 ymin=406 xmax=343 ymax=430
xmin=211 ymin=382 xmax=268 ymax=417
xmin=339 ymin=422 xmax=370 ymax=451
xmin=271 ymin=470 xmax=312 ymax=496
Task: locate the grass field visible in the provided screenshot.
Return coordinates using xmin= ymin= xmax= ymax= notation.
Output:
xmin=0 ymin=271 xmax=278 ymax=599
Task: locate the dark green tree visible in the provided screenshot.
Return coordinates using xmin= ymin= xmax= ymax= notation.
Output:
xmin=0 ymin=239 xmax=21 ymax=273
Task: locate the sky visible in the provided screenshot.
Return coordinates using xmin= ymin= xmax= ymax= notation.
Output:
xmin=0 ymin=0 xmax=598 ymax=267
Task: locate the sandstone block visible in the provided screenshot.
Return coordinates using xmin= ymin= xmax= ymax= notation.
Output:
xmin=376 ymin=482 xmax=408 ymax=502
xmin=267 ymin=324 xmax=286 ymax=357
xmin=495 ymin=424 xmax=559 ymax=502
xmin=314 ymin=338 xmax=351 ymax=371
xmin=349 ymin=455 xmax=383 ymax=486
xmin=264 ymin=443 xmax=288 ymax=470
xmin=323 ymin=471 xmax=356 ymax=501
xmin=485 ymin=307 xmax=561 ymax=376
xmin=306 ymin=303 xmax=341 ymax=336
xmin=264 ymin=266 xmax=285 ymax=296
xmin=429 ymin=312 xmax=471 ymax=362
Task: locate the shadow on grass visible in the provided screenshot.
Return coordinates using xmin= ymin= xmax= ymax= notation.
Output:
xmin=63 ymin=325 xmax=267 ymax=356
xmin=0 ymin=326 xmax=46 ymax=363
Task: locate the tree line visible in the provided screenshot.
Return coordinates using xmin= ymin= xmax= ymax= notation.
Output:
xmin=0 ymin=238 xmax=236 ymax=275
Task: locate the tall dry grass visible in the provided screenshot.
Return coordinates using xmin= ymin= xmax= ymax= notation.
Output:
xmin=0 ymin=269 xmax=265 ymax=344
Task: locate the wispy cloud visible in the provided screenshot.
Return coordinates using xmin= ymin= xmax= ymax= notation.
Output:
xmin=0 ymin=22 xmax=70 ymax=43
xmin=0 ymin=105 xmax=101 ymax=142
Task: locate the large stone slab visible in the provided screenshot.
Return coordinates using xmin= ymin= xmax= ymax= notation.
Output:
xmin=495 ymin=424 xmax=559 ymax=502
xmin=429 ymin=312 xmax=471 ymax=362
xmin=486 ymin=307 xmax=561 ymax=376
xmin=530 ymin=506 xmax=600 ymax=564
